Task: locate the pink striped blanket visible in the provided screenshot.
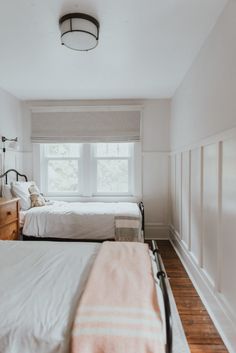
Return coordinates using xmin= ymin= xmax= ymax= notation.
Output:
xmin=71 ymin=241 xmax=165 ymax=353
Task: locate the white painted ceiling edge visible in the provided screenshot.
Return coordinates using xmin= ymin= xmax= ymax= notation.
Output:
xmin=0 ymin=0 xmax=228 ymax=100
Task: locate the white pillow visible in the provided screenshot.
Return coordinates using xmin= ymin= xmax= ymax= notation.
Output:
xmin=2 ymin=184 xmax=13 ymax=200
xmin=11 ymin=181 xmax=40 ymax=210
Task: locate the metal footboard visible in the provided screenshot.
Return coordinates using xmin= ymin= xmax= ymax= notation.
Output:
xmin=151 ymin=240 xmax=172 ymax=353
xmin=138 ymin=201 xmax=145 ymax=238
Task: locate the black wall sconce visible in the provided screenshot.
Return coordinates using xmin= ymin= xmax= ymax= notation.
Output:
xmin=1 ymin=136 xmax=18 ymax=153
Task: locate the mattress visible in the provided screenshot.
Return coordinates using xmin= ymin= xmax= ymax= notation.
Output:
xmin=0 ymin=241 xmax=164 ymax=353
xmin=22 ymin=201 xmax=142 ymax=240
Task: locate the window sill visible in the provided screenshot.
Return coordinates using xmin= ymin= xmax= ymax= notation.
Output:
xmin=48 ymin=195 xmax=142 ymax=203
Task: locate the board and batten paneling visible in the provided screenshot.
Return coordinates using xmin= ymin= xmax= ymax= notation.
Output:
xmin=170 ymin=154 xmax=176 ymax=227
xmin=221 ymin=138 xmax=236 ymax=323
xmin=202 ymin=143 xmax=219 ymax=286
xmin=0 ymin=151 xmax=19 ymax=175
xmin=190 ymin=147 xmax=202 ymax=265
xmin=174 ymin=153 xmax=182 ymax=236
xmin=181 ymin=150 xmax=190 ymax=249
xmin=170 ymin=128 xmax=236 ymax=353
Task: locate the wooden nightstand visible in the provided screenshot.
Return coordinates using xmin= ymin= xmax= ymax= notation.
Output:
xmin=0 ymin=198 xmax=20 ymax=240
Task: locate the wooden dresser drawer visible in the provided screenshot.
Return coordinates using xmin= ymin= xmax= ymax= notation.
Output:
xmin=0 ymin=202 xmax=18 ymax=225
xmin=0 ymin=221 xmax=19 ymax=240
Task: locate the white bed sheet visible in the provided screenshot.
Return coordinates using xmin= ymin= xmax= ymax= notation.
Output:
xmin=22 ymin=201 xmax=142 ymax=240
xmin=0 ymin=241 xmax=100 ymax=353
xmin=0 ymin=241 xmax=165 ymax=353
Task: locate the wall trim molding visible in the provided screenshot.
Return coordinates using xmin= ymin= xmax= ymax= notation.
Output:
xmin=170 ymin=125 xmax=236 ymax=154
xmin=169 ymin=228 xmax=236 ymax=353
xmin=142 ymin=150 xmax=170 ymax=154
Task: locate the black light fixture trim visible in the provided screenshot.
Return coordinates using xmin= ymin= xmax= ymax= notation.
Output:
xmin=59 ymin=13 xmax=100 ymax=51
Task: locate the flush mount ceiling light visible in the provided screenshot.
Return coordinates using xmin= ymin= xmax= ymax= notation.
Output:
xmin=59 ymin=13 xmax=99 ymax=51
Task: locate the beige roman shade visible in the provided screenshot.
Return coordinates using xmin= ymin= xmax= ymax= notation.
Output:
xmin=31 ymin=109 xmax=141 ymax=143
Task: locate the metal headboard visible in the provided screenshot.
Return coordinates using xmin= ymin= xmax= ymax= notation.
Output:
xmin=152 ymin=240 xmax=172 ymax=353
xmin=0 ymin=169 xmax=28 ymax=184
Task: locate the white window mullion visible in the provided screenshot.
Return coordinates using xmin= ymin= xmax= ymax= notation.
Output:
xmin=91 ymin=144 xmax=97 ymax=195
xmin=42 ymin=145 xmax=50 ymax=195
xmin=81 ymin=143 xmax=92 ymax=197
xmin=128 ymin=157 xmax=132 ymax=195
xmin=133 ymin=142 xmax=141 ymax=198
xmin=77 ymin=158 xmax=81 ymax=194
xmin=45 ymin=159 xmax=49 ymax=195
xmin=129 ymin=143 xmax=134 ymax=195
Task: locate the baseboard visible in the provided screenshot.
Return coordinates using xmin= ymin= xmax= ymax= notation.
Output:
xmin=145 ymin=223 xmax=169 ymax=239
xmin=169 ymin=228 xmax=236 ymax=353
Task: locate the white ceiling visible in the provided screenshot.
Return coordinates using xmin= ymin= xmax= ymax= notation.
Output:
xmin=0 ymin=0 xmax=228 ymax=100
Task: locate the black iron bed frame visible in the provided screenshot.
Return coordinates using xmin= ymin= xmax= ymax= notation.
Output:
xmin=0 ymin=168 xmax=28 ymax=184
xmin=152 ymin=240 xmax=172 ymax=353
xmin=0 ymin=169 xmax=172 ymax=352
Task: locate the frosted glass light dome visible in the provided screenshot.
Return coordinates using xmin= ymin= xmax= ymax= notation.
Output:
xmin=59 ymin=13 xmax=99 ymax=51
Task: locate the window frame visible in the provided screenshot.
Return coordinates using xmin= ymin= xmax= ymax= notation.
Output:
xmin=91 ymin=143 xmax=134 ymax=196
xmin=42 ymin=144 xmax=82 ymax=197
xmin=37 ymin=142 xmax=141 ymax=200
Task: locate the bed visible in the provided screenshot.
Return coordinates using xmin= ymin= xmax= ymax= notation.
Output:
xmin=0 ymin=169 xmax=144 ymax=242
xmin=21 ymin=201 xmax=143 ymax=241
xmin=0 ymin=240 xmax=172 ymax=353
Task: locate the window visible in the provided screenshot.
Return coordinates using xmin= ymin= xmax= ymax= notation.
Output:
xmin=93 ymin=143 xmax=133 ymax=195
xmin=43 ymin=144 xmax=81 ymax=195
xmin=41 ymin=142 xmax=138 ymax=198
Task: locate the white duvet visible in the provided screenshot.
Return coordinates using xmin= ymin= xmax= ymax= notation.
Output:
xmin=0 ymin=241 xmax=165 ymax=353
xmin=22 ymin=201 xmax=141 ymax=240
xmin=0 ymin=241 xmax=100 ymax=353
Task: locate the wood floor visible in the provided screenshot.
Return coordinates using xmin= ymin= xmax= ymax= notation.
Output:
xmin=155 ymin=240 xmax=228 ymax=353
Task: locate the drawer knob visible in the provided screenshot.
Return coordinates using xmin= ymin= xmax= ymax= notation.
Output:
xmin=7 ymin=211 xmax=12 ymax=216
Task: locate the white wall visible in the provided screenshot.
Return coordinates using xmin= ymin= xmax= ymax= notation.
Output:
xmin=171 ymin=1 xmax=236 ymax=151
xmin=170 ymin=2 xmax=236 ymax=352
xmin=21 ymin=98 xmax=171 ymax=239
xmin=0 ymin=87 xmax=24 ymax=176
xmin=142 ymin=100 xmax=170 ymax=238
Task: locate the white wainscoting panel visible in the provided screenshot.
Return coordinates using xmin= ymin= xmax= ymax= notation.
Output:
xmin=170 ymin=155 xmax=176 ymax=227
xmin=181 ymin=150 xmax=190 ymax=249
xmin=202 ymin=143 xmax=219 ymax=286
xmin=190 ymin=147 xmax=202 ymax=265
xmin=0 ymin=150 xmax=28 ymax=194
xmin=0 ymin=150 xmax=24 ymax=194
xmin=174 ymin=153 xmax=181 ymax=236
xmin=221 ymin=138 xmax=236 ymax=323
xmin=4 ymin=151 xmax=17 ymax=173
xmin=169 ymin=126 xmax=236 ymax=353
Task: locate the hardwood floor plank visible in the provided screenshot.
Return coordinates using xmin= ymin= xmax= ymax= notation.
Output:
xmin=190 ymin=344 xmax=229 ymax=353
xmin=174 ymin=296 xmax=207 ymax=313
xmin=181 ymin=314 xmax=213 ymax=325
xmin=153 ymin=240 xmax=229 ymax=353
